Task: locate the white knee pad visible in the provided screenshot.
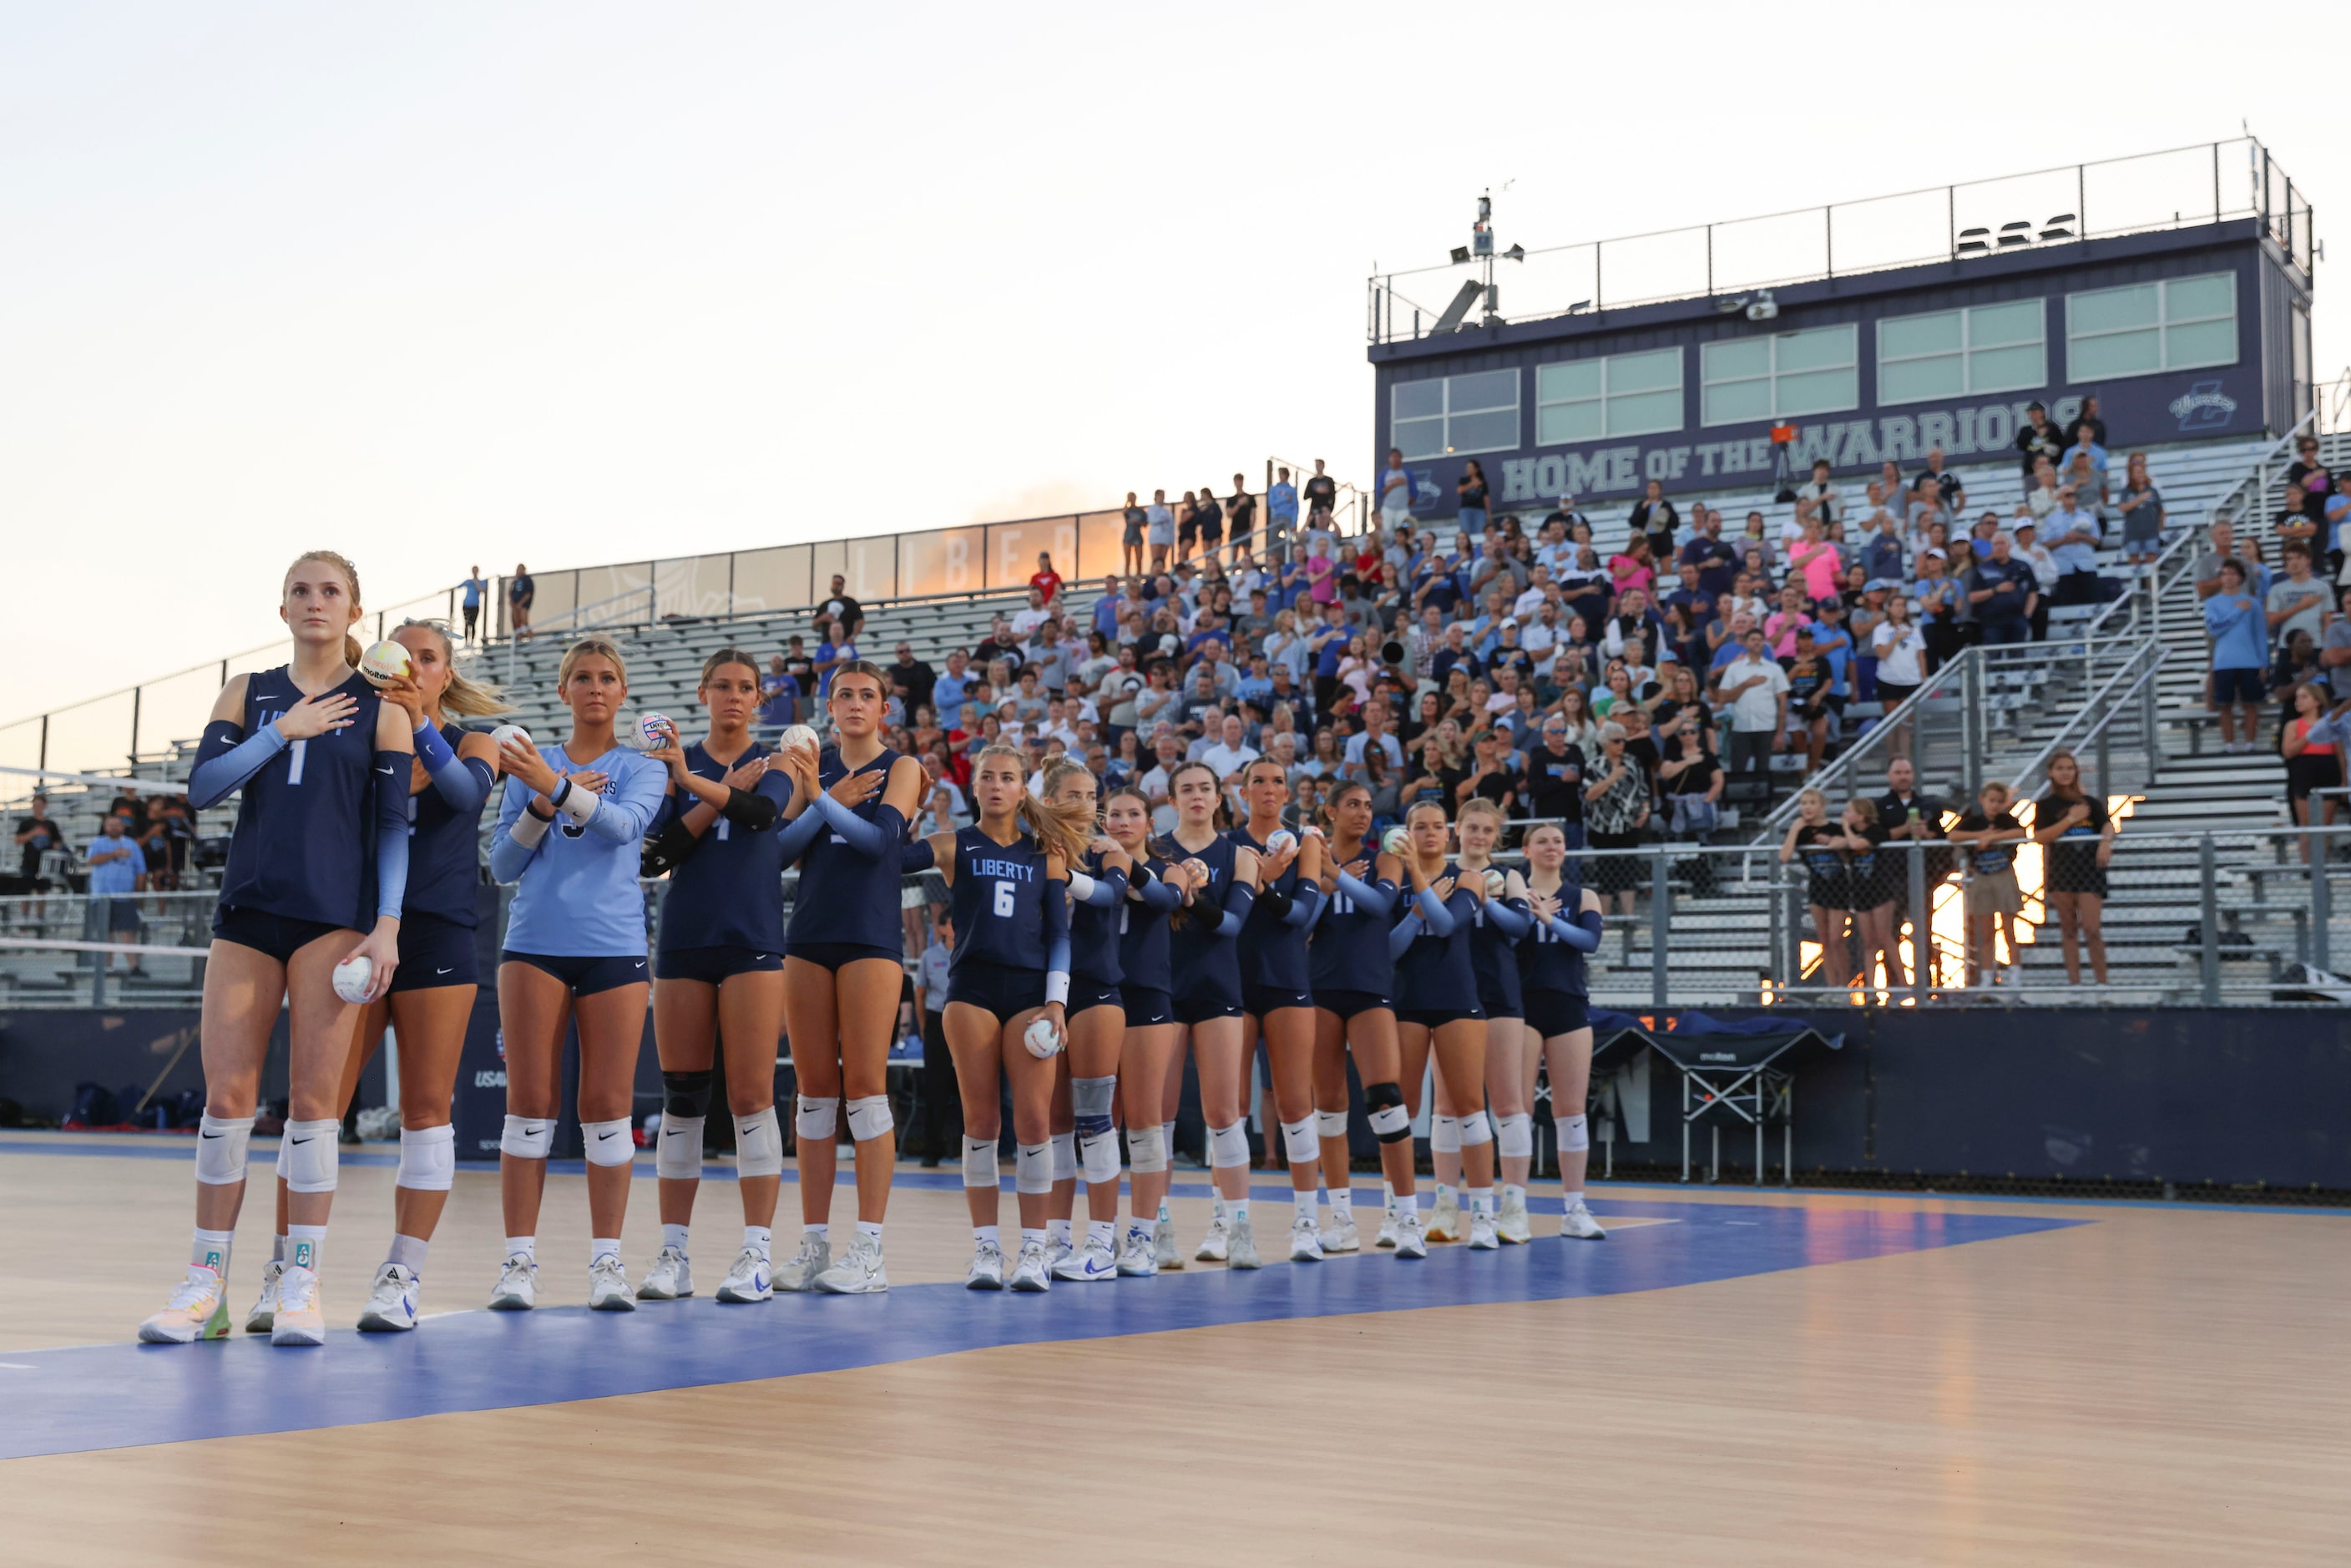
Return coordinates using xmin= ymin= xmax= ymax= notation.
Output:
xmin=194 ymin=1113 xmax=253 ymax=1186
xmin=655 ymin=1115 xmax=705 ymax=1181
xmin=733 ymin=1107 xmax=784 ymax=1178
xmin=1281 ymin=1116 xmax=1319 ymax=1164
xmin=279 ymin=1119 xmax=340 ymax=1194
xmin=1127 ymin=1123 xmax=1168 ymax=1175
xmin=1049 ymin=1130 xmax=1076 ymax=1183
xmin=1367 ymin=1100 xmax=1412 ymax=1142
xmin=1015 ymin=1141 xmax=1054 ymax=1195
xmin=582 ymin=1116 xmax=635 ymax=1167
xmin=1556 ymin=1111 xmax=1590 ymax=1153
xmin=1430 ymin=1114 xmax=1462 ymax=1155
xmin=846 ymin=1095 xmax=893 ymax=1144
xmin=963 ymin=1135 xmax=999 ymax=1189
xmin=394 ymin=1123 xmax=456 ymax=1192
xmin=1207 ymin=1120 xmax=1251 ymax=1170
xmin=500 ymin=1115 xmax=554 ymax=1160
xmin=1316 ymin=1109 xmax=1349 ymax=1141
xmin=795 ymin=1095 xmax=840 ymax=1141
xmin=1496 ymin=1111 xmax=1534 ymax=1160
xmin=1457 ymin=1109 xmax=1493 ymax=1148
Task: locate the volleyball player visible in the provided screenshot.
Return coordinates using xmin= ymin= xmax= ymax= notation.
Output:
xmin=1103 ymin=785 xmax=1190 ymax=1274
xmin=1390 ymin=800 xmax=1499 ymax=1251
xmin=903 ymin=745 xmax=1090 ymax=1290
xmin=1229 ymin=758 xmax=1329 ymax=1261
xmin=486 ymin=636 xmax=667 ymax=1311
xmin=1162 ymin=761 xmax=1264 ymax=1266
xmin=139 ymin=552 xmax=413 ymax=1347
xmin=1518 ymin=822 xmax=1608 ymax=1240
xmin=1306 ymin=781 xmax=1423 ymax=1257
xmin=1780 ymin=789 xmax=1850 ymax=989
xmin=780 ymin=661 xmax=926 ymax=1294
xmin=1454 ymin=799 xmax=1536 ymax=1242
xmin=635 ymin=650 xmax=828 ymax=1304
xmin=1040 ymin=761 xmax=1133 ymax=1283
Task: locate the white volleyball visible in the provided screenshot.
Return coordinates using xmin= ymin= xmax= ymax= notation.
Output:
xmin=1266 ymin=830 xmax=1297 ymax=857
xmin=1023 ymin=1015 xmax=1064 ymax=1060
xmin=331 ymin=954 xmax=373 ymax=1004
xmin=359 ymin=640 xmax=411 ymax=686
xmin=638 ymin=712 xmax=675 ymax=748
xmin=490 ymin=723 xmax=533 ymax=752
xmin=1484 ymin=868 xmax=1508 ymax=898
xmin=1381 ymin=827 xmax=1410 ymax=857
xmin=778 ymin=723 xmax=821 ymax=758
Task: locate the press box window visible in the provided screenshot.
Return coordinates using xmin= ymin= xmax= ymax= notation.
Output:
xmin=1878 ymin=300 xmax=2046 ymax=403
xmin=1701 ymin=325 xmax=1858 ymax=426
xmin=1534 ymin=348 xmax=1682 ymax=444
xmin=2065 ymin=272 xmax=2237 ymax=381
xmin=1390 ymin=370 xmax=1520 ymax=460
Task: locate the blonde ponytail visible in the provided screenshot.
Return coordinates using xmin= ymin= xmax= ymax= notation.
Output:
xmin=398 ymin=619 xmax=511 ymax=718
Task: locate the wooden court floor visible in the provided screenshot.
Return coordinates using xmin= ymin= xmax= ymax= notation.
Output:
xmin=1 ymin=1130 xmax=2345 ymax=1565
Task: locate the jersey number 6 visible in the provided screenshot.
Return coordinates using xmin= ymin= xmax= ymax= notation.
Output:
xmin=993 ymin=879 xmax=1016 ymax=918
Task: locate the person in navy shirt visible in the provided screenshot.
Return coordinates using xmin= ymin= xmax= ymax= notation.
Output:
xmin=1102 ymin=783 xmax=1190 ymax=1271
xmin=1451 ymin=798 xmax=1534 ymax=1242
xmin=1229 ymin=758 xmax=1330 ymax=1262
xmin=1388 ymin=800 xmax=1499 ymax=1252
xmin=1515 ymin=822 xmax=1609 ymax=1241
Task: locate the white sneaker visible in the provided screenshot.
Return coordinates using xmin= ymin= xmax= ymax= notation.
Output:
xmin=139 ymin=1267 xmax=230 ymax=1343
xmin=774 ymin=1233 xmax=831 ymax=1292
xmin=813 ymin=1232 xmax=889 ymax=1293
xmin=1288 ymin=1216 xmax=1325 ymax=1262
xmin=1194 ymin=1215 xmax=1230 ymax=1263
xmin=589 ymin=1255 xmax=636 ymax=1311
xmin=638 ymin=1246 xmax=694 ymax=1300
xmin=1115 ymin=1226 xmax=1158 ymax=1277
xmin=1009 ymin=1237 xmax=1053 ymax=1292
xmin=1560 ymin=1200 xmax=1608 ymax=1241
xmin=356 ymin=1262 xmax=420 ymax=1332
xmin=488 ymin=1253 xmax=538 ymax=1310
xmin=1393 ymin=1212 xmax=1428 ymax=1259
xmin=243 ymin=1257 xmax=284 ymax=1333
xmin=1467 ymin=1207 xmax=1499 ymax=1251
xmin=715 ymin=1247 xmax=772 ymax=1303
xmin=1427 ymin=1189 xmax=1461 ymax=1243
xmin=1153 ymin=1213 xmax=1184 ymax=1270
xmin=1226 ymin=1213 xmax=1262 ymax=1270
xmin=1044 ymin=1235 xmax=1074 ymax=1276
xmin=1498 ymin=1190 xmax=1532 ymax=1244
xmin=1322 ymin=1216 xmax=1361 ymax=1254
xmin=270 ymin=1264 xmax=325 ymax=1346
xmin=1374 ymin=1210 xmax=1400 ymax=1249
xmin=1054 ymin=1234 xmax=1119 ymax=1282
xmin=965 ymin=1239 xmax=1006 ymax=1290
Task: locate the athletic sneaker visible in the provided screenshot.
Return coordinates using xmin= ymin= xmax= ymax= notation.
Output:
xmin=139 ymin=1267 xmax=230 ymax=1343
xmin=965 ymin=1239 xmax=1006 ymax=1290
xmin=1498 ymin=1189 xmax=1532 ymax=1244
xmin=774 ymin=1233 xmax=831 ymax=1292
xmin=1053 ymin=1234 xmax=1118 ymax=1282
xmin=1008 ymin=1237 xmax=1053 ymax=1292
xmin=1153 ymin=1213 xmax=1184 ymax=1270
xmin=356 ymin=1263 xmax=420 ymax=1332
xmin=1322 ymin=1216 xmax=1361 ymax=1254
xmin=1193 ymin=1215 xmax=1229 ymax=1262
xmin=1427 ymin=1189 xmax=1461 ymax=1243
xmin=1115 ymin=1226 xmax=1158 ymax=1277
xmin=1467 ymin=1208 xmax=1499 ymax=1251
xmin=638 ymin=1246 xmax=693 ymax=1300
xmin=1393 ymin=1212 xmax=1428 ymax=1259
xmin=1288 ymin=1216 xmax=1325 ymax=1262
xmin=1226 ymin=1212 xmax=1262 ymax=1270
xmin=813 ymin=1233 xmax=889 ymax=1294
xmin=488 ymin=1253 xmax=538 ymax=1310
xmin=1374 ymin=1211 xmax=1399 ymax=1250
xmin=715 ymin=1247 xmax=772 ymax=1303
xmin=270 ymin=1264 xmax=326 ymax=1346
xmin=589 ymin=1255 xmax=636 ymax=1311
xmin=1044 ymin=1235 xmax=1074 ymax=1276
xmin=1560 ymin=1200 xmax=1608 ymax=1241
xmin=243 ymin=1257 xmax=284 ymax=1333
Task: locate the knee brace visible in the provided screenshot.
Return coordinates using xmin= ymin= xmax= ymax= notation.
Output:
xmin=1126 ymin=1122 xmax=1168 ymax=1175
xmin=1316 ymin=1109 xmax=1349 ymax=1141
xmin=846 ymin=1095 xmax=893 ymax=1144
xmin=1430 ymin=1114 xmax=1462 ymax=1155
xmin=1363 ymin=1082 xmax=1412 ymax=1144
xmin=1457 ymin=1109 xmax=1494 ymax=1148
xmin=733 ymin=1107 xmax=784 ymax=1178
xmin=962 ymin=1134 xmax=999 ymax=1189
xmin=1049 ymin=1131 xmax=1076 ymax=1183
xmin=1495 ymin=1111 xmax=1534 ymax=1160
xmin=394 ymin=1123 xmax=455 ymax=1192
xmin=194 ymin=1113 xmax=254 ymax=1186
xmin=661 ymin=1068 xmax=715 ymax=1121
xmin=655 ymin=1110 xmax=705 ymax=1181
xmin=500 ymin=1115 xmax=554 ymax=1160
xmin=1207 ymin=1120 xmax=1251 ymax=1170
xmin=1555 ymin=1111 xmax=1590 ymax=1153
xmin=279 ymin=1119 xmax=340 ymax=1194
xmin=1015 ymin=1141 xmax=1054 ymax=1195
xmin=1280 ymin=1116 xmax=1319 ymax=1164
xmin=581 ymin=1116 xmax=636 ymax=1167
xmin=794 ymin=1095 xmax=840 ymax=1142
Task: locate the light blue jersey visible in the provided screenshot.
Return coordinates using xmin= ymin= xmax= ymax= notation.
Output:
xmin=491 ymin=743 xmax=666 ymax=956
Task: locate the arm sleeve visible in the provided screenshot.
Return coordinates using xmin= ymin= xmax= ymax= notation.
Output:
xmin=1069 ymin=865 xmax=1127 ymax=906
xmin=372 ymin=751 xmax=411 ymax=919
xmin=640 ymin=812 xmax=705 ymax=878
xmin=1388 ymin=911 xmax=1423 ymax=959
xmin=187 ymin=719 xmax=287 ymax=810
xmin=1043 ymin=878 xmax=1072 ymax=992
xmin=488 ymin=780 xmax=549 ymax=883
xmin=812 ymin=788 xmax=907 ymax=857
xmin=411 ymin=722 xmax=489 ymax=814
xmin=1279 ymin=883 xmax=1322 ymax=929
xmin=1209 ymin=881 xmax=1256 ymax=938
xmin=1131 ymin=864 xmax=1186 ymax=913
xmin=719 ymin=787 xmax=781 ymax=831
xmin=774 ymin=783 xmax=829 ymax=864
xmin=1413 ymin=884 xmax=1457 ymax=937
xmin=1333 ymin=870 xmax=1397 ymax=916
xmin=900 ymin=837 xmax=938 ymax=873
xmin=1545 ymin=909 xmax=1605 ymax=953
xmin=572 ymin=757 xmax=668 ymax=845
xmin=1483 ymin=896 xmax=1532 ymax=938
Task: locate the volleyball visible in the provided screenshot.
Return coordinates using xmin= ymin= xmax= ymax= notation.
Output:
xmin=638 ymin=712 xmax=675 ymax=748
xmin=358 ymin=640 xmax=410 ymax=686
xmin=778 ymin=723 xmax=820 ymax=758
xmin=1484 ymin=868 xmax=1508 ymax=898
xmin=331 ymin=954 xmax=373 ymax=1004
xmin=489 ymin=723 xmax=533 ymax=752
xmin=1023 ymin=1015 xmax=1064 ymax=1059
xmin=1266 ymin=830 xmax=1297 ymax=857
xmin=1381 ymin=827 xmax=1409 ymax=857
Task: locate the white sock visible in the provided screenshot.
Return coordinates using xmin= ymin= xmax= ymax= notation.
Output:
xmin=1047 ymin=1217 xmax=1073 ymax=1247
xmin=742 ymin=1225 xmax=771 ymax=1260
xmin=285 ymin=1224 xmax=326 ymax=1274
xmin=1156 ymin=1198 xmax=1171 ymax=1224
xmin=1231 ymin=1198 xmax=1250 ymax=1224
xmin=662 ymin=1223 xmax=690 ymax=1256
xmin=806 ymin=1223 xmax=830 ymax=1242
xmin=1397 ymin=1191 xmax=1419 ymax=1216
xmin=1020 ymin=1227 xmax=1047 ymax=1246
xmin=1211 ymin=1192 xmax=1229 ymax=1223
xmin=387 ymin=1233 xmax=428 ymax=1274
xmin=1087 ymin=1219 xmax=1115 ymax=1245
xmin=974 ymin=1225 xmax=1000 ymax=1246
xmin=1503 ymin=1183 xmax=1525 ymax=1205
xmin=1433 ymin=1181 xmax=1453 ymax=1202
xmin=1331 ymin=1187 xmax=1353 ymax=1218
xmin=1467 ymin=1188 xmax=1494 ymax=1216
xmin=505 ymin=1235 xmax=536 ymax=1262
xmin=270 ymin=1232 xmax=287 ymax=1263
xmin=1562 ymin=1189 xmax=1585 ymax=1209
xmin=1380 ymin=1179 xmax=1394 ymax=1214
xmin=590 ymin=1236 xmax=621 ymax=1264
xmin=1293 ymin=1190 xmax=1317 ymax=1224
xmin=190 ymin=1227 xmax=234 ymax=1277
xmin=855 ymin=1220 xmax=883 ymax=1241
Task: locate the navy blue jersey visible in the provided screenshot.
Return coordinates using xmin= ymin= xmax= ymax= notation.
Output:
xmin=658 ymin=741 xmax=794 ymax=954
xmin=1464 ymin=876 xmax=1526 ymax=1016
xmin=1165 ymin=832 xmax=1242 ymax=1006
xmin=1393 ymin=867 xmax=1481 ymax=1013
xmin=1309 ymin=853 xmax=1397 ymax=995
xmin=1068 ymin=849 xmax=1124 ymax=987
xmin=402 ymin=721 xmax=490 ymax=927
xmin=218 ymin=665 xmax=385 ymax=930
xmin=787 ymin=745 xmax=906 ymax=948
xmin=1117 ymin=856 xmax=1178 ymax=993
xmin=948 ymin=826 xmax=1051 ymax=973
xmin=1226 ymin=822 xmax=1309 ymax=991
xmin=1516 ymin=879 xmax=1590 ymax=997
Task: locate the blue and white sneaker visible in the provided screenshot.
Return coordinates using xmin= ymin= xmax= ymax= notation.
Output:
xmin=1052 ymin=1234 xmax=1118 ymax=1282
xmin=356 ymin=1262 xmax=421 ymax=1332
xmin=715 ymin=1247 xmax=771 ymax=1303
xmin=1115 ymin=1225 xmax=1158 ymax=1277
xmin=638 ymin=1246 xmax=693 ymax=1300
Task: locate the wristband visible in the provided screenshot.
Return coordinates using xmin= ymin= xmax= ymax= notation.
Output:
xmin=1067 ymin=870 xmax=1097 ymax=902
xmin=510 ymin=810 xmax=553 ymax=849
xmin=1044 ymin=971 xmax=1070 ymax=1005
xmin=550 ymin=776 xmax=600 ymax=827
